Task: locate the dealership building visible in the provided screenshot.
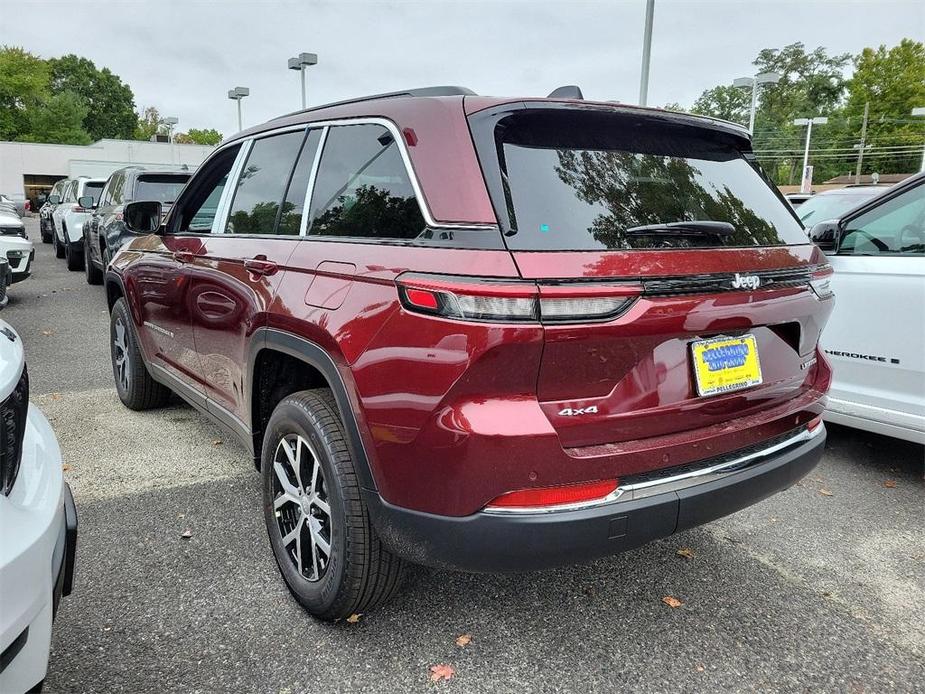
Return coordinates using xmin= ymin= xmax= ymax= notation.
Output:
xmin=0 ymin=138 xmax=214 ymax=210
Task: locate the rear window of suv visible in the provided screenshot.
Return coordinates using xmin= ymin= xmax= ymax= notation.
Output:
xmin=134 ymin=174 xmax=191 ymax=204
xmin=474 ymin=108 xmax=807 ymax=251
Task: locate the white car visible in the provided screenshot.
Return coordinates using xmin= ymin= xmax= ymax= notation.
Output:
xmin=808 ymin=173 xmax=925 ymax=443
xmin=0 ymin=212 xmax=34 ymax=285
xmin=0 ymin=320 xmax=76 ymax=693
xmin=50 ymin=177 xmax=105 ymax=271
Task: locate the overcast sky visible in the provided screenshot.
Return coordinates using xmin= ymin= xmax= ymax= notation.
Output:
xmin=2 ymin=0 xmax=922 ymax=137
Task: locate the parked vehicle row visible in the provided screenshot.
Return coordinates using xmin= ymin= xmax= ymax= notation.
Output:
xmin=102 ymin=86 xmax=838 ymax=620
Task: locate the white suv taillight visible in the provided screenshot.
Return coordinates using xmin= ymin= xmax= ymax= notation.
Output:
xmin=809 ymin=265 xmax=834 ymax=300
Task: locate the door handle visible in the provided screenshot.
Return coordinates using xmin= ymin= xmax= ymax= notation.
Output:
xmin=173 ymin=251 xmax=194 ymax=263
xmin=244 ymin=258 xmax=278 ymax=276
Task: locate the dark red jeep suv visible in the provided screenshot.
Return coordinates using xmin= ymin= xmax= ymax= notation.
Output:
xmin=105 ymin=86 xmax=834 ymax=620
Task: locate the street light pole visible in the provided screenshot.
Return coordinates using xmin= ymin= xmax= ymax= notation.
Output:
xmin=913 ymin=107 xmax=925 ymax=172
xmin=638 ymin=0 xmax=655 ymax=106
xmin=288 ymin=53 xmax=318 ymax=109
xmin=227 ymin=87 xmax=249 ymax=131
xmin=793 ymin=116 xmax=828 ymax=193
xmin=732 ymin=72 xmax=780 ymax=135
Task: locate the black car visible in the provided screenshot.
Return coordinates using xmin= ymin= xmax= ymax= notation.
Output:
xmin=39 ymin=180 xmax=69 ymax=244
xmin=82 ymin=167 xmax=191 ymax=283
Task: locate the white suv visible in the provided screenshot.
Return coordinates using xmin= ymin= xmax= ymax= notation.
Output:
xmin=0 ymin=320 xmax=76 ymax=692
xmin=809 ymin=172 xmax=925 ymax=443
xmin=51 ymin=177 xmax=106 ymax=270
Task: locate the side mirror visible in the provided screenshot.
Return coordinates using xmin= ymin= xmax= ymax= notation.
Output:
xmin=78 ymin=195 xmax=96 ymax=210
xmin=809 ymin=220 xmax=841 ymax=253
xmin=123 ymin=201 xmax=163 ymax=234
xmin=49 ymin=195 xmax=61 ymax=205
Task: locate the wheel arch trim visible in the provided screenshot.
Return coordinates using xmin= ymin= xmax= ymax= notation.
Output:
xmin=249 ymin=328 xmax=378 ymax=491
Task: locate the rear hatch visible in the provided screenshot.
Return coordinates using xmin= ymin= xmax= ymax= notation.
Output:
xmin=468 ymin=103 xmax=831 ymax=449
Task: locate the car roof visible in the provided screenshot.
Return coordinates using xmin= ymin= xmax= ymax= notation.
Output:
xmin=226 ymin=86 xmax=750 ymax=146
xmin=814 ymin=186 xmax=885 ymax=196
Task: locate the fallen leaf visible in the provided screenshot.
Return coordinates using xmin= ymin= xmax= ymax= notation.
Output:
xmin=50 ymin=392 xmax=62 ymax=401
xmin=819 ymin=489 xmax=834 ymax=497
xmin=62 ymin=463 xmax=71 ymax=471
xmin=180 ymin=529 xmax=192 ymax=539
xmin=662 ymin=596 xmax=683 ymax=608
xmin=41 ymin=330 xmax=54 ymax=336
xmin=676 ymin=547 xmax=695 ymax=560
xmin=884 ymin=480 xmax=897 ymax=488
xmin=695 ymin=665 xmax=705 ymax=673
xmin=455 ymin=634 xmax=472 ymax=648
xmin=346 ymin=613 xmax=361 ymax=624
xmin=212 ymin=439 xmax=223 ymax=446
xmin=429 ymin=664 xmax=455 ymax=683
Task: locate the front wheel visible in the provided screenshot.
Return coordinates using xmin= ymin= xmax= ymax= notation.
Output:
xmin=110 ymin=298 xmax=170 ymax=410
xmin=262 ymin=389 xmax=406 ymax=621
xmin=40 ymin=222 xmax=51 ymax=244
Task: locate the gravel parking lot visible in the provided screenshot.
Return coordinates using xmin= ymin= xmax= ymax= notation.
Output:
xmin=5 ymin=218 xmax=924 ymax=693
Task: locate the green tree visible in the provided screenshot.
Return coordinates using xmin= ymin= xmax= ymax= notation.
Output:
xmin=0 ymin=46 xmax=51 ymax=140
xmin=22 ymin=91 xmax=91 ymax=145
xmin=690 ymin=85 xmax=750 ymax=124
xmin=844 ymin=39 xmax=925 ymax=175
xmin=48 ymin=54 xmax=137 ymax=140
xmin=134 ymin=106 xmax=165 ymax=141
xmin=174 ymin=128 xmax=223 ymax=145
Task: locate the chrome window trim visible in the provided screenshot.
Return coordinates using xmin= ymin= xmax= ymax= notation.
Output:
xmin=212 ymin=139 xmax=253 ymax=235
xmin=299 ymin=126 xmax=329 ymax=236
xmin=483 ymin=424 xmax=824 ymax=515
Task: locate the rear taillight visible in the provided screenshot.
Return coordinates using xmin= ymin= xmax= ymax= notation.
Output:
xmin=397 ymin=275 xmax=640 ymax=324
xmin=486 ymin=479 xmax=619 ymax=510
xmin=809 ymin=265 xmax=834 ymax=300
xmin=807 ymin=415 xmax=823 ymax=432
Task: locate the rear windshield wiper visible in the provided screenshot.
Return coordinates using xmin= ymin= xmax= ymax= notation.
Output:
xmin=625 ymin=221 xmax=735 ymax=236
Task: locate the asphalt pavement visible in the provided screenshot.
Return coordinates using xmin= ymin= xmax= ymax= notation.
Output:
xmin=5 ymin=218 xmax=924 ymax=693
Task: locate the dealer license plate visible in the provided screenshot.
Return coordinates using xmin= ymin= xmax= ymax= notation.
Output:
xmin=691 ymin=334 xmax=762 ymax=397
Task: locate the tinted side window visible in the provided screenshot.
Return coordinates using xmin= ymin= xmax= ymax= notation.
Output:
xmin=308 ymin=124 xmax=425 ymax=239
xmin=278 ymin=129 xmax=322 ymax=236
xmin=841 ymin=182 xmax=925 ymax=256
xmin=109 ymin=173 xmax=125 ymax=205
xmin=173 ymin=145 xmax=241 ymax=234
xmin=226 ymin=130 xmax=305 ymax=235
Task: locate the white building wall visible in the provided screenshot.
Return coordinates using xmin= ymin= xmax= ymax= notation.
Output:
xmin=0 ymin=138 xmax=214 ymax=197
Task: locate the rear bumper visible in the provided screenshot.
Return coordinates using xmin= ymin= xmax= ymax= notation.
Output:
xmin=366 ymin=426 xmax=825 ymax=572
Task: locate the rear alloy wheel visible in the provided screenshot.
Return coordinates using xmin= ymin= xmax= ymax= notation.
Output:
xmin=110 ymin=297 xmax=170 ymax=410
xmin=262 ymin=389 xmax=406 ymax=621
xmin=65 ymin=240 xmax=83 ymax=271
xmin=84 ymin=242 xmax=102 ymax=285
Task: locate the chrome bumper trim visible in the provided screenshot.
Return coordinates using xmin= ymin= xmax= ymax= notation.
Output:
xmin=483 ymin=424 xmax=824 ymax=515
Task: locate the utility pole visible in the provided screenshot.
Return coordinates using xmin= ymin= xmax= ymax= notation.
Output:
xmin=638 ymin=0 xmax=655 ymax=106
xmin=854 ymin=101 xmax=869 ymax=184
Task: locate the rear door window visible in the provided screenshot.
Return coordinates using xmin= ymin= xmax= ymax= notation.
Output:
xmin=475 ymin=109 xmax=808 ymax=251
xmin=307 ymin=123 xmax=425 ymax=239
xmin=225 ymin=130 xmax=305 ymax=235
xmin=841 ymin=181 xmax=925 ymax=255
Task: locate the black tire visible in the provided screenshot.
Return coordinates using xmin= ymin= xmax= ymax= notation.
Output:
xmin=40 ymin=223 xmax=51 ymax=244
xmin=262 ymin=389 xmax=406 ymax=621
xmin=53 ymin=227 xmax=65 ymax=258
xmin=65 ymin=240 xmax=84 ymax=271
xmin=110 ymin=297 xmax=170 ymax=410
xmin=85 ymin=241 xmax=103 ymax=285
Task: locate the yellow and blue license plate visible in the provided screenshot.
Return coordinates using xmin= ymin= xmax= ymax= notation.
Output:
xmin=691 ymin=334 xmax=762 ymax=397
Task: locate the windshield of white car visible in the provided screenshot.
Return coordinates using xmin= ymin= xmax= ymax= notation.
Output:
xmin=798 ymin=191 xmax=881 ymax=225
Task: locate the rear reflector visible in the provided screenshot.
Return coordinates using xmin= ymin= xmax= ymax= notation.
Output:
xmin=404 ymin=288 xmax=439 ymax=310
xmin=807 ymin=415 xmax=823 ymax=431
xmin=486 ymin=479 xmax=619 ymax=509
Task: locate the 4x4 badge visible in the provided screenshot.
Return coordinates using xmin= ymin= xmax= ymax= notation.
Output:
xmin=731 ymin=273 xmax=761 ymax=290
xmin=557 ymin=406 xmax=599 ymax=416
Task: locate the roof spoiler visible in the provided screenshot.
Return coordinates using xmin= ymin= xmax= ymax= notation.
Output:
xmin=547 ymin=85 xmax=584 ymax=99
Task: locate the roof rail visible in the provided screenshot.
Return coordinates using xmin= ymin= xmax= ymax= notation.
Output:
xmin=272 ymin=86 xmax=476 ymax=121
xmin=547 ymin=85 xmax=584 ymax=99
